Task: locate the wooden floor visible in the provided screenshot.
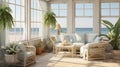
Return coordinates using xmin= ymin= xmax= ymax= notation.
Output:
xmin=29 ymin=53 xmax=120 ymax=67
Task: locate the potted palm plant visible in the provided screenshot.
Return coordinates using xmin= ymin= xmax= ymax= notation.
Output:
xmin=0 ymin=5 xmax=14 ymax=66
xmin=101 ymin=18 xmax=120 ymax=50
xmin=43 ymin=10 xmax=57 ymax=52
xmin=43 ymin=10 xmax=57 ymax=28
xmin=101 ymin=17 xmax=120 ymax=59
xmin=0 ymin=5 xmax=14 ymax=30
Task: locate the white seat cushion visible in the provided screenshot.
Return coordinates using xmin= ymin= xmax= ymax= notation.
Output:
xmin=26 ymin=51 xmax=34 ymax=58
xmin=73 ymin=43 xmax=84 ymax=47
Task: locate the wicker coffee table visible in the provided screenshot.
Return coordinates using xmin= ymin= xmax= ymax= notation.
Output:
xmin=55 ymin=43 xmax=75 ymax=57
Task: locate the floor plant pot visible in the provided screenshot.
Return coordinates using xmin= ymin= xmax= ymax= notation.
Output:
xmin=0 ymin=49 xmax=6 ymax=67
xmin=112 ymin=50 xmax=120 ymax=59
xmin=36 ymin=47 xmax=42 ymax=55
xmin=5 ymin=54 xmax=17 ymax=64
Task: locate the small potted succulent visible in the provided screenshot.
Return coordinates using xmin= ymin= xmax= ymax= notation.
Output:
xmin=5 ymin=43 xmax=18 ymax=63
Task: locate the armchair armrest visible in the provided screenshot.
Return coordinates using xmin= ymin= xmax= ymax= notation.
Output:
xmin=87 ymin=42 xmax=107 ymax=48
xmin=25 ymin=46 xmax=36 ymax=52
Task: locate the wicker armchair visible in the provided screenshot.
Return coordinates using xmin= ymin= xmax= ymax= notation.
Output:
xmin=16 ymin=43 xmax=36 ymax=67
xmin=80 ymin=42 xmax=108 ymax=60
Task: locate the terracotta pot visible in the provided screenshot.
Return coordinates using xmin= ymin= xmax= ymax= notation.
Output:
xmin=36 ymin=47 xmax=42 ymax=55
xmin=112 ymin=50 xmax=120 ymax=59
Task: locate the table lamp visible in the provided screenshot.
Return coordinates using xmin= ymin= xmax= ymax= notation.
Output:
xmin=55 ymin=23 xmax=61 ymax=35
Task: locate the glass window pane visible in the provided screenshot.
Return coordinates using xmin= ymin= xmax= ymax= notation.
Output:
xmin=19 ymin=22 xmax=24 ymax=31
xmin=59 ymin=4 xmax=67 ymax=9
xmin=111 ymin=9 xmax=119 ymax=16
xmin=21 ymin=0 xmax=24 ymax=6
xmin=36 ymin=11 xmax=40 ymax=21
xmin=52 ymin=10 xmax=59 ymax=16
xmin=31 ymin=23 xmax=35 ymax=28
xmin=85 ymin=4 xmax=93 ymax=8
xmin=16 ymin=0 xmax=21 ymax=5
xmin=16 ymin=6 xmax=21 ymax=21
xmin=31 ymin=0 xmax=34 ymax=8
xmin=102 ymin=9 xmax=110 ymax=16
xmin=31 ymin=10 xmax=34 ymax=21
xmin=40 ymin=11 xmax=43 ymax=22
xmin=21 ymin=7 xmax=24 ymax=21
xmin=76 ymin=9 xmax=83 ymax=16
xmin=60 ymin=10 xmax=67 ymax=16
xmin=8 ymin=0 xmax=26 ymax=42
xmin=102 ymin=3 xmax=110 ymax=8
xmin=56 ymin=18 xmax=67 ymax=28
xmin=51 ymin=4 xmax=58 ymax=9
xmin=111 ymin=3 xmax=119 ymax=8
xmin=55 ymin=18 xmax=67 ymax=33
xmin=75 ymin=18 xmax=93 ymax=33
xmin=33 ymin=1 xmax=37 ymax=8
xmin=33 ymin=10 xmax=37 ymax=21
xmin=9 ymin=0 xmax=15 ymax=3
xmin=76 ymin=4 xmax=84 ymax=8
xmin=9 ymin=4 xmax=15 ymax=19
xmin=36 ymin=1 xmax=40 ymax=9
xmin=85 ymin=9 xmax=93 ymax=16
xmin=39 ymin=3 xmax=42 ymax=10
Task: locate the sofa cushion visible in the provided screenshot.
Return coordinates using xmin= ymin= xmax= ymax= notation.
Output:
xmin=55 ymin=35 xmax=61 ymax=43
xmin=75 ymin=33 xmax=85 ymax=43
xmin=73 ymin=43 xmax=85 ymax=47
xmin=26 ymin=51 xmax=34 ymax=58
xmin=93 ymin=36 xmax=102 ymax=43
xmin=70 ymin=34 xmax=77 ymax=43
xmin=64 ymin=35 xmax=71 ymax=42
xmin=86 ymin=33 xmax=97 ymax=43
xmin=86 ymin=42 xmax=107 ymax=48
xmin=61 ymin=34 xmax=76 ymax=43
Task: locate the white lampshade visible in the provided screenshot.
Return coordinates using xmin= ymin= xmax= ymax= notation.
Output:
xmin=55 ymin=23 xmax=61 ymax=30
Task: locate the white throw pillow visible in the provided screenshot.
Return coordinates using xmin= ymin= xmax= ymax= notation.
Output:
xmin=94 ymin=36 xmax=102 ymax=43
xmin=75 ymin=33 xmax=81 ymax=42
xmin=86 ymin=33 xmax=97 ymax=43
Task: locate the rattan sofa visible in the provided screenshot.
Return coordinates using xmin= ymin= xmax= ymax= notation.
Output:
xmin=80 ymin=42 xmax=108 ymax=60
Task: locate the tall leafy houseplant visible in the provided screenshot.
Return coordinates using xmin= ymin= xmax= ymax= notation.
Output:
xmin=0 ymin=5 xmax=14 ymax=30
xmin=43 ymin=11 xmax=57 ymax=52
xmin=43 ymin=10 xmax=57 ymax=28
xmin=101 ymin=18 xmax=120 ymax=50
xmin=0 ymin=5 xmax=14 ymax=66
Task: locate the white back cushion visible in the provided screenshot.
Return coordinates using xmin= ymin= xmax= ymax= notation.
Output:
xmin=75 ymin=33 xmax=85 ymax=43
xmin=86 ymin=33 xmax=97 ymax=43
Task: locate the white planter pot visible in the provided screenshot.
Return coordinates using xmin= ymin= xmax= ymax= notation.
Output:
xmin=5 ymin=54 xmax=17 ymax=63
